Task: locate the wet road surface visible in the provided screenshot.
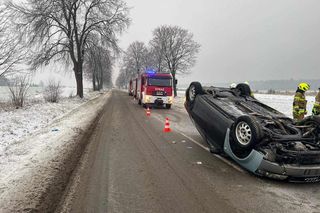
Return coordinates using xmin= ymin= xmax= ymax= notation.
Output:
xmin=58 ymin=90 xmax=320 ymax=213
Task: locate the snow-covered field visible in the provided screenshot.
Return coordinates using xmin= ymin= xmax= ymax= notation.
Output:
xmin=0 ymin=90 xmax=110 ymax=211
xmin=0 ymin=92 xmax=102 ymax=153
xmin=175 ymin=91 xmax=316 ymax=118
xmin=0 ymin=86 xmax=84 ymax=102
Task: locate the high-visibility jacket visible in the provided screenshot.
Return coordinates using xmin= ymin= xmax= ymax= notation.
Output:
xmin=293 ymin=91 xmax=307 ymax=120
xmin=312 ymin=92 xmax=320 ymax=115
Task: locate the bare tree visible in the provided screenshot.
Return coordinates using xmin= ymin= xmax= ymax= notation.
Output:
xmin=6 ymin=0 xmax=130 ymax=98
xmin=0 ymin=6 xmax=25 ymax=77
xmin=43 ymin=79 xmax=62 ymax=103
xmin=148 ymin=46 xmax=167 ymax=73
xmin=115 ymin=67 xmax=127 ymax=89
xmin=84 ymin=44 xmax=114 ymax=91
xmin=124 ymin=41 xmax=149 ymax=75
xmin=116 ymin=41 xmax=149 ymax=88
xmin=150 ymin=25 xmax=200 ymax=96
xmin=8 ymin=75 xmax=30 ymax=108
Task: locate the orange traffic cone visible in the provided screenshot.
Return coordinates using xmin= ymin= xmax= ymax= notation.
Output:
xmin=146 ymin=107 xmax=151 ymax=116
xmin=163 ymin=117 xmax=171 ymax=132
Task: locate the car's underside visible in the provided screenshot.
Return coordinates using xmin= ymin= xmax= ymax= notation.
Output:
xmin=185 ymin=82 xmax=320 ymax=181
xmin=254 ymin=116 xmax=320 ymax=165
xmin=206 ymin=86 xmax=320 ymax=165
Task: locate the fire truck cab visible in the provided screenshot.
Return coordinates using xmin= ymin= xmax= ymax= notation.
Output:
xmin=136 ymin=70 xmax=174 ymax=109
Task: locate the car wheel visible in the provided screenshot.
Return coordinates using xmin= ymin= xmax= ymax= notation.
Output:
xmin=236 ymin=83 xmax=252 ymax=97
xmin=165 ymin=104 xmax=171 ymax=109
xmin=230 ymin=115 xmax=263 ymax=158
xmin=186 ymin=82 xmax=203 ymax=104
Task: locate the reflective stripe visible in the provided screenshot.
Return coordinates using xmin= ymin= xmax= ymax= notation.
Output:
xmin=293 ymin=109 xmax=306 ymax=115
xmin=294 ymin=96 xmax=306 ymax=100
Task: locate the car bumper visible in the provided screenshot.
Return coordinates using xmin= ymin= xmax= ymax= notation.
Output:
xmin=144 ymin=95 xmax=173 ymax=105
xmin=256 ymin=159 xmax=320 ymax=182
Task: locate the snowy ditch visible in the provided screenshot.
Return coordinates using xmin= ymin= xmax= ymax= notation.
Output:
xmin=0 ymin=90 xmax=111 ymax=212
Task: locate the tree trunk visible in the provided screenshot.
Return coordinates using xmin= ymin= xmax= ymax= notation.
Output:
xmin=92 ymin=71 xmax=97 ymax=91
xmin=172 ymin=74 xmax=177 ymax=97
xmin=74 ymin=63 xmax=84 ymax=98
xmin=99 ymin=68 xmax=103 ymax=90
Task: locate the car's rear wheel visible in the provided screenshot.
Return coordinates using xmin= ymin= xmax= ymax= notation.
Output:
xmin=236 ymin=83 xmax=252 ymax=97
xmin=186 ymin=82 xmax=203 ymax=104
xmin=230 ymin=115 xmax=263 ymax=158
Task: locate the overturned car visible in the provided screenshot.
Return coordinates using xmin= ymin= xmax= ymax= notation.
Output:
xmin=185 ymin=82 xmax=320 ymax=182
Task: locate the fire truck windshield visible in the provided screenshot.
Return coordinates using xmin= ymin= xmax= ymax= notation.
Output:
xmin=148 ymin=78 xmax=172 ymax=87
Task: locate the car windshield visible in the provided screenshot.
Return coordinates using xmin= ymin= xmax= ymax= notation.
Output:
xmin=148 ymin=78 xmax=172 ymax=87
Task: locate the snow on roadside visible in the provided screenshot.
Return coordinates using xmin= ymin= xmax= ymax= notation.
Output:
xmin=0 ymin=91 xmax=103 ymax=157
xmin=0 ymin=91 xmax=111 ymax=212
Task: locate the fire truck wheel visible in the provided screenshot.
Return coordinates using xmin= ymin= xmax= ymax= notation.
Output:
xmin=165 ymin=104 xmax=171 ymax=109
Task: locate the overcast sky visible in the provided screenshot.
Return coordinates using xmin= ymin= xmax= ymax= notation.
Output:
xmin=118 ymin=0 xmax=320 ymax=85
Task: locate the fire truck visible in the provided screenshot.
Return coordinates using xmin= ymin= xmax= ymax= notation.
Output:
xmin=136 ymin=70 xmax=174 ymax=109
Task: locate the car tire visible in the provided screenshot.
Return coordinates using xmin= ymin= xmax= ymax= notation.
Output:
xmin=236 ymin=83 xmax=252 ymax=97
xmin=186 ymin=82 xmax=203 ymax=104
xmin=230 ymin=115 xmax=263 ymax=157
xmin=165 ymin=104 xmax=171 ymax=109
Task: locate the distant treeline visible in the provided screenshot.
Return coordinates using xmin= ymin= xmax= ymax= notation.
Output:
xmin=178 ymin=79 xmax=320 ymax=91
xmin=242 ymin=79 xmax=320 ymax=91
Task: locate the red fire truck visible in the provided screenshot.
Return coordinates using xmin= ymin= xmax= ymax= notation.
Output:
xmin=136 ymin=70 xmax=174 ymax=109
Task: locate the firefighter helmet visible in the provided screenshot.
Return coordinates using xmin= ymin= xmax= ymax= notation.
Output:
xmin=298 ymin=82 xmax=310 ymax=92
xmin=230 ymin=83 xmax=237 ymax=89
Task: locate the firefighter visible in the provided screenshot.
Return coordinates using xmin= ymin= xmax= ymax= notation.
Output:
xmin=312 ymin=88 xmax=320 ymax=116
xmin=244 ymin=81 xmax=254 ymax=97
xmin=293 ymin=82 xmax=310 ymax=121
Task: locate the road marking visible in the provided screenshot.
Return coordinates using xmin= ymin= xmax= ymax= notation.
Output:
xmin=173 ymin=127 xmax=245 ymax=173
xmin=152 ymin=113 xmax=245 ymax=173
xmin=179 ymin=132 xmax=209 ymax=151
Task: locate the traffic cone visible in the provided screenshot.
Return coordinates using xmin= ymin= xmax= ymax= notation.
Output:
xmin=146 ymin=107 xmax=151 ymax=116
xmin=163 ymin=117 xmax=171 ymax=132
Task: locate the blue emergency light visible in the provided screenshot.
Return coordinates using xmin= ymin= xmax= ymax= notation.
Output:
xmin=145 ymin=68 xmax=157 ymax=74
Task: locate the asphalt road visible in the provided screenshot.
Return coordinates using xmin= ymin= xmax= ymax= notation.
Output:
xmin=57 ymin=90 xmax=320 ymax=213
